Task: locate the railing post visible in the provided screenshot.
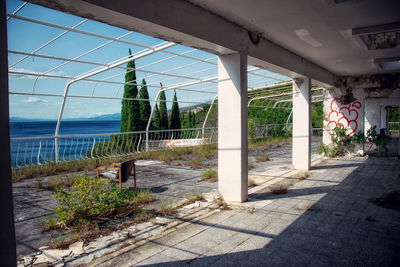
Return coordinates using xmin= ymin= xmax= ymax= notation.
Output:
xmin=91 ymin=137 xmax=96 ymax=158
xmin=37 ymin=140 xmax=42 ymax=165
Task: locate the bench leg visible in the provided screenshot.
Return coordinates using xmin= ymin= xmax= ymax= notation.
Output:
xmin=119 ymin=169 xmax=122 ymax=189
xmin=133 ymin=163 xmax=136 ymax=189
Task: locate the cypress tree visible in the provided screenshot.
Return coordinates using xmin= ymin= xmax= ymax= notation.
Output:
xmin=159 ymin=83 xmax=168 ymax=130
xmin=120 ymin=49 xmax=140 ymax=132
xmin=139 ymin=78 xmax=151 ymax=130
xmin=169 ymin=90 xmax=181 ymax=130
xmin=191 ymin=111 xmax=196 ymax=128
xmin=181 ymin=112 xmax=189 ymax=129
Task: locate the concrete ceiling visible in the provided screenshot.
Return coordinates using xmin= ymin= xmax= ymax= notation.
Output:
xmin=188 ymin=0 xmax=400 ymax=76
xmin=26 ymin=0 xmax=400 ymax=86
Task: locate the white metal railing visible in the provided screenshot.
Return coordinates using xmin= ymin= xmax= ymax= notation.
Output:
xmin=10 ymin=127 xmax=218 ymax=168
xmin=10 ymin=124 xmax=325 ymax=168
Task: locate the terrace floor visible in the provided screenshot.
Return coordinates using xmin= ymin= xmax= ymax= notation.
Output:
xmin=92 ymin=156 xmax=400 ymax=266
xmin=14 ymin=139 xmax=322 ymax=258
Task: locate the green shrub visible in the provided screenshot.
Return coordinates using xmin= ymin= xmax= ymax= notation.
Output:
xmin=248 ymin=118 xmax=257 ymax=141
xmin=200 ymin=168 xmax=218 ymax=182
xmin=53 ymin=175 xmax=152 ymax=228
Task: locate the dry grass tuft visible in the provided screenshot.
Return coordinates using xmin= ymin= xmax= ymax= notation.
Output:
xmin=188 ymin=159 xmax=202 ymax=169
xmin=270 ymin=183 xmax=289 ymax=194
xmin=37 ymin=174 xmax=81 ymax=190
xmin=200 ymin=168 xmax=218 ymax=182
xmin=158 ymin=199 xmax=177 ymax=216
xmin=292 ymin=170 xmax=310 ymax=181
xmin=184 ymin=193 xmax=205 ymax=205
xmin=248 ymin=162 xmax=255 ymax=170
xmin=213 ymin=196 xmax=230 ymax=210
xmin=256 ymin=154 xmax=270 ymax=163
xmin=248 ymin=178 xmax=256 ymax=188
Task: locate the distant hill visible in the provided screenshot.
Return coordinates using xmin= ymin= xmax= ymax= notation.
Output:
xmin=9 ymin=113 xmax=121 ymax=122
xmin=74 ymin=113 xmax=121 ymax=121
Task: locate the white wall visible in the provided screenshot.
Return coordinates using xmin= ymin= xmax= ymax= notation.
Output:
xmin=323 ymin=86 xmax=400 ymax=145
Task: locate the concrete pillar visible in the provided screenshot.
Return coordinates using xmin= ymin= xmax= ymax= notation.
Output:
xmin=0 ymin=0 xmax=17 ymax=264
xmin=218 ymin=53 xmax=248 ymax=202
xmin=292 ymin=77 xmax=311 ymax=170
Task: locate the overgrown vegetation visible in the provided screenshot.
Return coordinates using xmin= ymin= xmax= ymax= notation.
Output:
xmin=248 ymin=162 xmax=255 ymax=170
xmin=200 ymin=168 xmax=218 ymax=182
xmin=248 ymin=178 xmax=256 ymax=187
xmin=256 ymin=154 xmax=270 ymax=163
xmin=158 ymin=199 xmax=177 ymax=216
xmin=42 ymin=175 xmax=155 ymax=247
xmin=213 ymin=196 xmax=230 ymax=210
xmin=13 ymin=135 xmax=293 ymax=182
xmin=52 ymin=175 xmax=154 ymax=228
xmin=138 ymin=143 xmax=217 ymax=164
xmin=37 ymin=174 xmax=81 ymax=190
xmin=12 ymin=156 xmax=132 ymax=182
xmin=365 ymin=126 xmax=392 ymax=155
xmin=183 ymin=193 xmax=205 ymax=205
xmin=270 ymin=183 xmax=289 ymax=194
xmin=248 ymin=136 xmax=291 ymax=150
xmin=319 ymin=125 xmax=392 ymax=158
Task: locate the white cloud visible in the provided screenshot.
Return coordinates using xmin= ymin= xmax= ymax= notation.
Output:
xmin=9 ymin=68 xmax=66 ymax=80
xmin=23 ymin=97 xmax=48 ymax=103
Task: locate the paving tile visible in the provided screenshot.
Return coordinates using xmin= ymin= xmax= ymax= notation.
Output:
xmin=88 ymin=157 xmax=400 ymax=266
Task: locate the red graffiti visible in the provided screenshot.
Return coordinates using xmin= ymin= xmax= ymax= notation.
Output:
xmin=327 ymin=98 xmax=361 ymax=137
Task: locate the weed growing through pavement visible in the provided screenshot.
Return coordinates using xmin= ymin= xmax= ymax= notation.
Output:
xmin=248 ymin=162 xmax=255 ymax=170
xmin=188 ymin=158 xmax=202 ymax=169
xmin=200 ymin=168 xmax=218 ymax=182
xmin=247 ymin=206 xmax=255 ymax=214
xmin=293 ymin=170 xmax=309 ymax=181
xmin=270 ymin=183 xmax=289 ymax=194
xmin=158 ymin=199 xmax=178 ymax=216
xmin=256 ymin=154 xmax=270 ymax=163
xmin=213 ymin=196 xmax=230 ymax=210
xmin=248 ymin=178 xmax=256 ymax=187
xmin=183 ymin=193 xmax=205 ymax=205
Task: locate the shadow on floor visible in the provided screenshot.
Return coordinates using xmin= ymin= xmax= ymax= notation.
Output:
xmin=130 ymin=157 xmax=400 ymax=266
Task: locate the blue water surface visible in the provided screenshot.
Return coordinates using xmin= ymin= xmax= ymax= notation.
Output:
xmin=10 ymin=120 xmax=121 ymax=138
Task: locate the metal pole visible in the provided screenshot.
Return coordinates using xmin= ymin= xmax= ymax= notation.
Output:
xmin=202 ymin=95 xmax=218 ymax=138
xmin=146 ymin=88 xmax=165 ymax=151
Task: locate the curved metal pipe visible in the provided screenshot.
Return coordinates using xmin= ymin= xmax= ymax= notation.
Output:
xmin=55 ymin=42 xmax=175 ymax=161
xmin=202 ymin=95 xmax=218 ymax=138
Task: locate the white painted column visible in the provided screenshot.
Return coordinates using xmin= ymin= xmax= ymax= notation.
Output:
xmin=292 ymin=77 xmax=311 ymax=170
xmin=218 ymin=53 xmax=248 ymax=202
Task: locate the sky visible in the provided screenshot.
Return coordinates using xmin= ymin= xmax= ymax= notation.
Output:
xmin=6 ymin=0 xmax=289 ymax=120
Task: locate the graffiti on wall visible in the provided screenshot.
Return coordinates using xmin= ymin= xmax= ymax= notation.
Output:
xmin=327 ymin=98 xmax=361 ymax=138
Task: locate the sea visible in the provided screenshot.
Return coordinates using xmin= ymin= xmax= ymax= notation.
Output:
xmin=10 ymin=120 xmax=121 ymax=166
xmin=10 ymin=120 xmax=121 ymax=138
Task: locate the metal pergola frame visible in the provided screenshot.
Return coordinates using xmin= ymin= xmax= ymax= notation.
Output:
xmin=7 ymin=2 xmax=324 ymax=161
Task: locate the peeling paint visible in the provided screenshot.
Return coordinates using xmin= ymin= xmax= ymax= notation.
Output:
xmin=337 ymin=73 xmax=400 ymax=91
